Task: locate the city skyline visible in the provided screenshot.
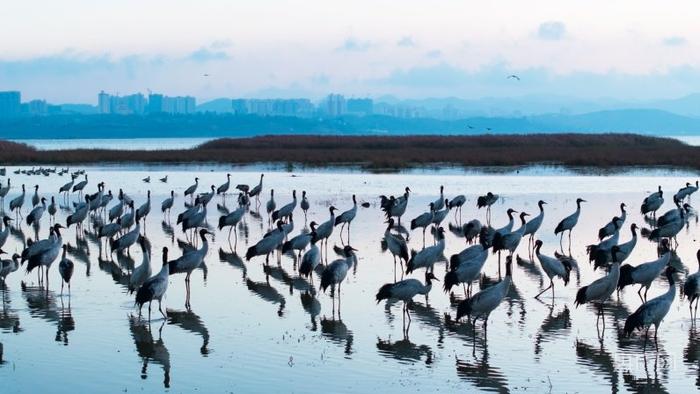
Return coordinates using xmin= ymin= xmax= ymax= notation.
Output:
xmin=2 ymin=1 xmax=700 ymax=103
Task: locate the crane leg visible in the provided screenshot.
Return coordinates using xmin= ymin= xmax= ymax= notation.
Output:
xmin=535 ymin=281 xmax=553 ymax=299
xmin=159 ymin=299 xmax=166 ymax=319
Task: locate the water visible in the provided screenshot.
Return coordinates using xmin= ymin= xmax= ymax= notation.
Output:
xmin=0 ymin=165 xmax=698 ymax=393
xmin=11 ymin=138 xmax=212 ymax=151
xmin=11 ymin=134 xmax=700 ymax=151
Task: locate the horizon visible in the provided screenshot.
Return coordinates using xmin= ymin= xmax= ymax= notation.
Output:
xmin=2 ymin=1 xmax=700 ymax=102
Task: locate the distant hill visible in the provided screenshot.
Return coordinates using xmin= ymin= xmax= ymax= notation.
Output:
xmin=1 ymin=109 xmax=700 ymax=139
xmin=196 ymin=98 xmax=234 ymax=113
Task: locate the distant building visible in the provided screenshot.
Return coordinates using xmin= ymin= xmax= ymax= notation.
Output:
xmin=230 ymin=98 xmax=314 ymax=117
xmin=374 ymin=102 xmax=426 ymax=119
xmin=347 ymin=98 xmax=373 ymax=116
xmin=98 ymin=91 xmax=111 ymax=114
xmin=20 ymin=99 xmax=48 ymax=116
xmin=148 ymin=94 xmax=164 ymax=113
xmin=325 ymin=94 xmax=347 ymax=117
xmin=161 ymin=96 xmax=196 ymax=114
xmin=0 ymin=91 xmax=21 ymax=118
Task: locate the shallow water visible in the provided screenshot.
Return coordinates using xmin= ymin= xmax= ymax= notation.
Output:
xmin=0 ymin=165 xmax=698 ymax=393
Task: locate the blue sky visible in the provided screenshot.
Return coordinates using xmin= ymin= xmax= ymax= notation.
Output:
xmin=1 ymin=0 xmax=698 ymax=103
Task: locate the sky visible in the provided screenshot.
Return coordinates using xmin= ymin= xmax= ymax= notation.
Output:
xmin=1 ymin=0 xmax=700 ymax=103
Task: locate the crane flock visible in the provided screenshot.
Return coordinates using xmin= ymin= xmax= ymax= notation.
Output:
xmin=0 ymin=168 xmax=697 ymax=352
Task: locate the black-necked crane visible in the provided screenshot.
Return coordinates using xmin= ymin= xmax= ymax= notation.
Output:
xmin=159 ymin=175 xmax=168 ymax=183
xmin=58 ymin=245 xmax=74 ymax=295
xmin=431 ymin=199 xmax=451 ymax=229
xmin=198 ymin=185 xmax=216 ymax=207
xmin=0 ymin=178 xmax=10 ymax=206
xmin=246 ymin=221 xmax=286 ymax=264
xmin=432 ymin=186 xmax=445 ymax=211
xmin=47 ymin=196 xmax=57 ymax=224
xmin=598 ymin=223 xmax=638 ymax=270
xmin=675 ymin=180 xmax=698 ymax=202
xmin=136 ymin=191 xmax=151 ymax=227
xmin=111 ymin=219 xmax=141 ymax=256
xmin=0 ymin=216 xmax=10 ymax=250
xmin=380 ymin=187 xmax=410 ymax=225
xmin=142 ymin=176 xmax=150 ymax=183
xmin=266 ymin=189 xmax=276 ymax=225
xmin=313 ymin=206 xmax=337 ymax=255
xmin=334 ymin=194 xmax=358 ymax=242
xmin=135 ymin=246 xmax=170 ymax=320
xmin=299 ymin=229 xmax=320 ymax=279
xmin=554 ymin=197 xmax=586 ymax=251
xmin=72 ymin=174 xmax=88 ymax=197
xmin=381 ymin=218 xmax=409 ymax=278
xmin=575 ymin=245 xmax=621 ymax=327
xmin=216 ymin=173 xmax=231 ymax=199
xmin=410 ymin=202 xmax=435 ymax=247
xmin=647 ymin=209 xmax=685 ymax=247
xmin=23 ymin=223 xmax=64 ymax=288
xmin=524 ymin=200 xmax=546 ymax=248
xmin=376 ymin=271 xmax=438 ymax=327
xmin=586 ymin=217 xmax=622 ymax=266
xmin=656 ymin=197 xmax=688 ymax=227
xmin=119 ymin=201 xmax=136 ymax=231
xmin=300 ymin=190 xmax=310 ymax=221
xmin=0 ymin=249 xmax=20 ymax=283
xmin=9 ymin=184 xmax=26 ymax=219
xmin=109 ymin=196 xmax=125 ymax=223
xmin=31 ymin=185 xmax=40 ymax=207
xmin=248 ymin=174 xmax=264 ymax=203
xmin=272 ymin=190 xmax=297 ymax=222
xmin=534 ymin=240 xmax=573 ymax=299
xmin=129 ymin=236 xmax=152 ymax=294
xmin=598 ymin=203 xmax=626 ymax=240
xmin=618 ymin=241 xmax=671 ymax=302
xmin=218 ymin=205 xmax=245 ymax=242
xmin=320 ymin=245 xmax=357 ymax=299
xmin=444 ymin=234 xmax=490 ymax=296
xmin=26 ymin=197 xmax=46 ymax=226
xmin=456 ymin=255 xmax=513 ymax=334
xmin=184 ymin=177 xmax=199 ymax=204
xmin=161 ymin=191 xmax=174 ymax=218
xmin=493 ymin=212 xmax=529 ymax=274
xmin=406 ymin=227 xmax=445 ymax=274
xmin=477 ymin=192 xmax=499 ymax=223
xmin=59 ymin=174 xmax=75 ymax=200
xmin=683 ymin=249 xmax=700 ymax=319
xmin=448 ymin=194 xmax=466 ymax=222
xmin=624 ymin=266 xmax=676 ymax=349
xmin=168 ymin=229 xmax=213 ymax=308
xmin=282 ymin=226 xmax=313 ymax=258
xmin=641 ymin=186 xmax=664 ymax=218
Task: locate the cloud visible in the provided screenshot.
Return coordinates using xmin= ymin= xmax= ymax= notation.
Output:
xmin=537 ymin=21 xmax=566 ymax=41
xmin=663 ymin=36 xmax=687 ymax=46
xmin=187 ymin=47 xmax=230 ymax=62
xmin=210 ymin=39 xmax=233 ymax=49
xmin=336 ymin=37 xmax=372 ymax=52
xmin=397 ymin=36 xmax=416 ymax=47
xmin=425 ymin=50 xmax=442 ymax=59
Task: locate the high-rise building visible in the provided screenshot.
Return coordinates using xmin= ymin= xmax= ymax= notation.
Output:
xmin=0 ymin=91 xmax=21 ymax=118
xmin=148 ymin=94 xmax=164 ymax=113
xmin=347 ymin=98 xmax=373 ymax=115
xmin=98 ymin=91 xmax=111 ymax=114
xmin=21 ymin=99 xmax=48 ymax=116
xmin=230 ymin=98 xmax=314 ymax=117
xmin=325 ymin=94 xmax=346 ymax=117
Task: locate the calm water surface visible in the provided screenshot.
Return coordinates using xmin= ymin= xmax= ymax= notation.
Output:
xmin=0 ymin=165 xmax=698 ymax=393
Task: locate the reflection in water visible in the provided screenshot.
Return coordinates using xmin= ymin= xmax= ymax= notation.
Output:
xmin=377 ymin=336 xmax=433 ymax=365
xmin=128 ymin=317 xmax=171 ymax=388
xmin=167 ymin=309 xmax=210 ymax=355
xmin=0 ymin=287 xmax=21 ymax=333
xmin=534 ymin=303 xmax=571 ymax=358
xmin=320 ymin=316 xmax=354 ymax=356
xmin=684 ymin=326 xmax=700 ymax=388
xmin=455 ymin=338 xmax=510 ymax=393
xmin=21 ymin=282 xmax=74 ymax=344
xmin=622 ymin=352 xmax=669 ymax=394
xmin=218 ymin=248 xmax=247 ymax=278
xmin=245 ymin=278 xmax=285 ymax=316
xmin=300 ymin=291 xmax=321 ymax=331
xmin=575 ymin=339 xmax=618 ymax=393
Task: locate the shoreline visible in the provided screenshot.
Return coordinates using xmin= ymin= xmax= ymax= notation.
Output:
xmin=1 ymin=133 xmax=699 ymax=172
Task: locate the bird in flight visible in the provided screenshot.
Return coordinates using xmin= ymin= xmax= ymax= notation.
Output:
xmin=507 ymin=74 xmax=520 ymax=81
